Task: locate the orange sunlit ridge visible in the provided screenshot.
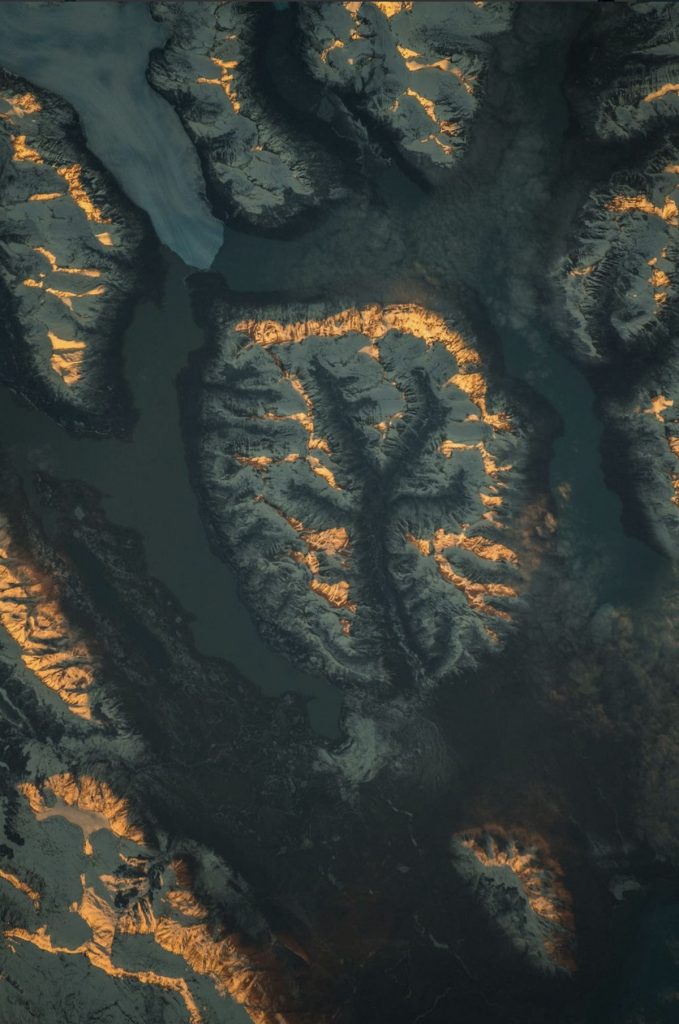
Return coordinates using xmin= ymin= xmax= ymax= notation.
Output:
xmin=1 ymin=82 xmax=125 ymax=396
xmin=235 ymin=303 xmax=511 ymax=431
xmin=226 ymin=303 xmax=519 ymax=628
xmin=0 ymin=513 xmax=97 ymax=720
xmin=454 ymin=825 xmax=576 ymax=972
xmin=7 ymin=772 xmax=297 ymax=1024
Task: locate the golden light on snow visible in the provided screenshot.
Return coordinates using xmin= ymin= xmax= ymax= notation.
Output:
xmin=4 ymin=773 xmax=299 ymax=1023
xmin=0 ymin=515 xmax=97 ymax=719
xmin=56 ymin=163 xmax=112 ymax=223
xmin=35 ymin=246 xmax=101 ymax=277
xmin=320 ymin=38 xmax=345 ymax=63
xmin=310 ymin=578 xmax=357 ymax=612
xmin=454 ymin=826 xmax=576 ymax=972
xmin=406 ymin=532 xmax=518 ymax=621
xmin=47 ymin=330 xmax=87 ymax=385
xmin=0 ymin=91 xmax=41 ymax=118
xmin=10 ymin=133 xmax=43 ymax=163
xmin=197 ymin=56 xmax=241 ymax=114
xmin=643 ymin=81 xmax=679 ymax=104
xmin=373 ymin=1 xmax=412 ymax=17
xmin=606 ymin=193 xmax=679 ymax=227
xmin=642 ymin=394 xmax=674 ymax=421
xmin=0 ymin=868 xmax=41 ymax=911
xmin=27 ymin=191 xmax=65 ymax=202
xmin=229 ymin=303 xmax=517 ymax=634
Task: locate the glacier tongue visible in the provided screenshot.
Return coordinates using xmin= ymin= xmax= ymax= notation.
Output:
xmin=0 ymin=1 xmax=224 ymax=269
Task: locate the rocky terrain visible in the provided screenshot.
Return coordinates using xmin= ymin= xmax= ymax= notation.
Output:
xmin=147 ymin=2 xmax=511 ymax=232
xmin=1 ymin=453 xmax=657 ymax=1024
xmin=3 ymin=4 xmax=679 ymax=1024
xmin=0 ymin=471 xmax=321 ymax=1024
xmin=184 ymin=285 xmax=541 ymax=698
xmin=0 ymin=462 xmax=586 ymax=1024
xmin=299 ymin=0 xmax=511 ymax=178
xmin=0 ymin=1 xmax=224 ymax=270
xmin=147 ymin=2 xmax=347 ymax=230
xmin=561 ymin=151 xmax=677 ymax=364
xmin=451 ymin=826 xmax=576 ymax=976
xmin=583 ymin=1 xmax=679 ymax=144
xmin=555 ymin=1 xmax=679 ymax=558
xmin=0 ymin=70 xmax=153 ymax=436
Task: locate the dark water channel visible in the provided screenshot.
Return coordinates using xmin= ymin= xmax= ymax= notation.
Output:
xmin=0 ymin=4 xmax=677 ymax=1019
xmin=0 ymin=252 xmax=342 ymax=737
xmin=0 ymin=1 xmax=670 ymax=743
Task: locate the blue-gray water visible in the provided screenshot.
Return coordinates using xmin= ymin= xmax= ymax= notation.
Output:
xmin=0 ymin=251 xmax=342 ymax=738
xmin=0 ymin=8 xmax=677 ymax=1015
xmin=0 ymin=2 xmax=223 ymax=268
xmin=502 ymin=320 xmax=668 ymax=606
xmin=0 ymin=0 xmax=667 ymax=742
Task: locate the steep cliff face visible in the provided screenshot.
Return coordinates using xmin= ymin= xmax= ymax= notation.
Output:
xmin=555 ymin=3 xmax=679 ymax=558
xmin=0 ymin=70 xmax=153 ymax=435
xmin=0 ymin=487 xmax=327 ymax=1024
xmin=2 ymin=770 xmax=306 ymax=1024
xmin=185 ymin=289 xmax=537 ymax=694
xmin=561 ymin=149 xmax=678 ymax=364
xmin=299 ymin=0 xmax=512 ymax=176
xmin=146 ymin=2 xmax=514 ymax=232
xmin=582 ymin=1 xmax=679 ymax=144
xmin=451 ymin=826 xmax=576 ymax=975
xmin=147 ymin=2 xmax=345 ymax=230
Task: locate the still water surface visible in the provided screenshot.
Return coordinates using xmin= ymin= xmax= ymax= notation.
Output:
xmin=0 ymin=0 xmax=668 ymax=744
xmin=0 ymin=252 xmax=342 ymax=738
